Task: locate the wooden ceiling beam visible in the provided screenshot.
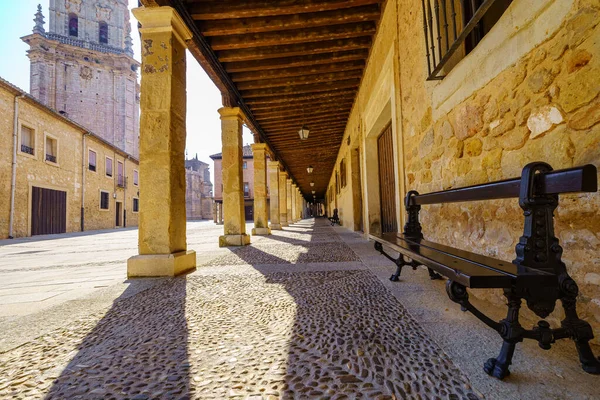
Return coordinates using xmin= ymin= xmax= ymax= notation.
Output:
xmin=236 ymin=70 xmax=363 ymax=90
xmin=253 ymin=104 xmax=354 ymax=120
xmin=248 ymin=95 xmax=355 ymax=111
xmin=198 ymin=5 xmax=380 ymax=36
xmin=230 ymin=60 xmax=365 ymax=82
xmin=217 ymin=37 xmax=371 ymax=62
xmin=210 ymin=22 xmax=376 ymax=51
xmin=224 ymin=49 xmax=369 ymax=73
xmin=241 ymin=79 xmax=360 ymax=98
xmin=189 ymin=0 xmax=381 ymax=20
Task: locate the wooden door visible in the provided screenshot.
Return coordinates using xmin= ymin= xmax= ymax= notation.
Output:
xmin=31 ymin=187 xmax=67 ymax=236
xmin=377 ymin=124 xmax=398 ymax=233
xmin=116 ymin=202 xmax=122 ymax=226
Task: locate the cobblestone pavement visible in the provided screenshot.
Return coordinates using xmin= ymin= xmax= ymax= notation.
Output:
xmin=0 ymin=219 xmax=482 ymax=399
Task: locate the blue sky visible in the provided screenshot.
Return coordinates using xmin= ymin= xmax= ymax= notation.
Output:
xmin=0 ymin=1 xmax=253 ymax=184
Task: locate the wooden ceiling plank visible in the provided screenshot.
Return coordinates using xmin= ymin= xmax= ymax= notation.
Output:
xmin=199 ymin=5 xmax=380 ymax=36
xmin=236 ymin=70 xmax=363 ymax=90
xmin=210 ymin=22 xmax=376 ymax=51
xmin=259 ymin=113 xmax=350 ymax=126
xmin=189 ymin=0 xmax=381 ymax=20
xmin=249 ymin=95 xmax=355 ymax=111
xmin=253 ymin=104 xmax=354 ymax=120
xmin=241 ymin=79 xmax=360 ymax=98
xmin=217 ymin=37 xmax=371 ymax=62
xmin=246 ymin=89 xmax=358 ymax=105
xmin=224 ymin=49 xmax=369 ymax=72
xmin=230 ymin=60 xmax=365 ymax=82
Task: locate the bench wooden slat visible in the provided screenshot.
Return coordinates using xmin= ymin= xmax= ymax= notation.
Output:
xmin=371 ymin=233 xmax=557 ymax=289
xmin=412 ymin=164 xmax=597 ymax=205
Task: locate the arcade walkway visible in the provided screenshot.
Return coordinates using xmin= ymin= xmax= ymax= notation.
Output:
xmin=0 ymin=219 xmax=597 ymax=399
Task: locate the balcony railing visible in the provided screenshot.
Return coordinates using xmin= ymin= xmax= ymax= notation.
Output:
xmin=45 ymin=154 xmax=57 ymax=163
xmin=46 ymin=33 xmax=127 ymax=56
xmin=21 ymin=145 xmax=34 ymax=155
xmin=422 ymin=0 xmax=504 ymax=80
xmin=117 ymin=175 xmax=126 ymax=188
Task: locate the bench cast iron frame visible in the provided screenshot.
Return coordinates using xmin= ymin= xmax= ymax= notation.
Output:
xmin=373 ymin=162 xmax=600 ymax=379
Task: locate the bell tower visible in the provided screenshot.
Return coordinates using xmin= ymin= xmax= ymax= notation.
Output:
xmin=22 ymin=1 xmax=140 ymax=158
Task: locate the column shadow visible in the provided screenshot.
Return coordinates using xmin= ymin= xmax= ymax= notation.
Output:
xmin=43 ymin=277 xmax=191 ymax=400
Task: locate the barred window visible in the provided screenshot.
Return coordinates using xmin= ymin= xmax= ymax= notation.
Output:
xmin=133 ymin=198 xmax=139 ymax=212
xmin=422 ymin=0 xmax=513 ymax=80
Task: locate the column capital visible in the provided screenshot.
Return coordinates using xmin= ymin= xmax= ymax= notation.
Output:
xmin=279 ymin=170 xmax=288 ymax=178
xmin=251 ymin=143 xmax=268 ymax=153
xmin=218 ymin=106 xmax=245 ymax=121
xmin=133 ymin=6 xmax=192 ymax=46
xmin=267 ymin=160 xmax=280 ymax=170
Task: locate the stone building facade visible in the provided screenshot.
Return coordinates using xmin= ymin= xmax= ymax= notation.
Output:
xmin=0 ymin=78 xmax=139 ymax=238
xmin=185 ymin=154 xmax=213 ymax=220
xmin=21 ymin=0 xmax=140 ymax=158
xmin=326 ymin=0 xmax=600 ymax=342
xmin=211 ymin=145 xmax=269 ymax=222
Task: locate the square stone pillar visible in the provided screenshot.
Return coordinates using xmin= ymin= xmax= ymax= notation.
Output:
xmin=286 ymin=179 xmax=293 ymax=224
xmin=279 ymin=171 xmax=289 ymax=227
xmin=251 ymin=143 xmax=270 ymax=235
xmin=127 ymin=6 xmax=196 ymax=278
xmin=291 ymin=184 xmax=297 ymax=223
xmin=268 ymin=161 xmax=282 ymax=230
xmin=219 ymin=107 xmax=251 ymax=247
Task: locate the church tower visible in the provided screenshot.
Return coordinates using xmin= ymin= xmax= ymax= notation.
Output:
xmin=22 ymin=1 xmax=140 ymax=158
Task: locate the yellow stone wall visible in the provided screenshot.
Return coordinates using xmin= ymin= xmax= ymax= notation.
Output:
xmin=0 ymin=80 xmax=139 ymax=238
xmin=329 ymin=0 xmax=600 ymax=341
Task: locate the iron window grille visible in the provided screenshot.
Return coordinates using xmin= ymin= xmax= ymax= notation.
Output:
xmin=45 ymin=154 xmax=57 ymax=163
xmin=117 ymin=176 xmax=126 ymax=188
xmin=422 ymin=0 xmax=512 ymax=80
xmin=21 ymin=145 xmax=34 ymax=155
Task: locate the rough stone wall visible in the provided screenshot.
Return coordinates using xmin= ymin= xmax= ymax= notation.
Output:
xmin=0 ymin=82 xmax=139 ymax=238
xmin=328 ymin=0 xmax=600 ymax=341
xmin=398 ymin=0 xmax=600 ymax=339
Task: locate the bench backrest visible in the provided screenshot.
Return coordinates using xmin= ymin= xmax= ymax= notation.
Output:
xmin=407 ymin=164 xmax=597 ymax=206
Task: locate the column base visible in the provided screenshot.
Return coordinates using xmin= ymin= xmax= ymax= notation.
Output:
xmin=270 ymin=223 xmax=283 ymax=230
xmin=127 ymin=250 xmax=196 ymax=278
xmin=252 ymin=227 xmax=271 ymax=235
xmin=219 ymin=234 xmax=251 ymax=247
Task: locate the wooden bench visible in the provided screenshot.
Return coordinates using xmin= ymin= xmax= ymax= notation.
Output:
xmin=370 ymin=162 xmax=600 ymax=379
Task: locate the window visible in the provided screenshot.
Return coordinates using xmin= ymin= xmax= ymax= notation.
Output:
xmin=88 ymin=149 xmax=97 ymax=171
xmin=335 ymin=172 xmax=340 ymax=194
xmin=421 ymin=0 xmax=513 ymax=80
xmin=133 ymin=170 xmax=139 ymax=186
xmin=117 ymin=161 xmax=124 ymax=187
xmin=99 ymin=21 xmax=108 ymax=44
xmin=105 ymin=157 xmax=113 ymax=177
xmin=340 ymin=158 xmax=347 ymax=188
xmin=69 ymin=14 xmax=78 ymax=37
xmin=133 ymin=198 xmax=139 ymax=213
xmin=45 ymin=135 xmax=57 ymax=163
xmin=244 ymin=182 xmax=250 ymax=197
xmin=243 ymin=161 xmax=247 ymax=169
xmin=20 ymin=125 xmax=35 ymax=155
xmin=100 ymin=191 xmax=110 ymax=210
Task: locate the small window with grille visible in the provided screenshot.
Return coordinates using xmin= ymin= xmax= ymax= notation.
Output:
xmin=421 ymin=0 xmax=513 ymax=80
xmin=20 ymin=125 xmax=35 ymax=156
xmin=133 ymin=198 xmax=139 ymax=213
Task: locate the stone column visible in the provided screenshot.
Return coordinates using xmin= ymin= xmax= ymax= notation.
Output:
xmin=127 ymin=7 xmax=196 ymax=277
xmin=218 ymin=203 xmax=223 ymax=224
xmin=279 ymin=171 xmax=289 ymax=227
xmin=268 ymin=161 xmax=282 ymax=230
xmin=213 ymin=202 xmax=217 ymax=224
xmin=286 ymin=179 xmax=293 ymax=224
xmin=219 ymin=107 xmax=251 ymax=246
xmin=251 ymin=143 xmax=270 ymax=235
xmin=291 ymin=184 xmax=297 ymax=223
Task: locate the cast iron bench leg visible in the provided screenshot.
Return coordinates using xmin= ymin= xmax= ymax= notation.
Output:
xmin=560 ymin=278 xmax=600 ymax=374
xmin=427 ymin=268 xmax=443 ymax=280
xmin=390 ymin=257 xmax=404 ymax=281
xmin=484 ymin=290 xmax=523 ymax=379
